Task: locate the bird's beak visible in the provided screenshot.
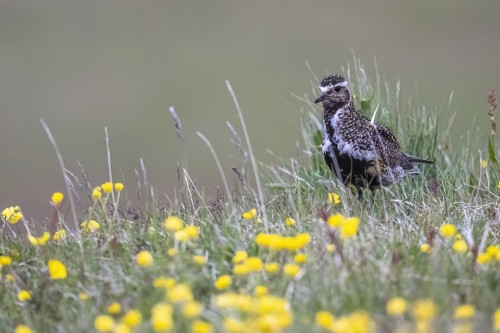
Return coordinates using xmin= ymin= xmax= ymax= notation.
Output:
xmin=314 ymin=93 xmax=326 ymax=104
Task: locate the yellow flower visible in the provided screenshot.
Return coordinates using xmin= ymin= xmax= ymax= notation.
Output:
xmin=233 ymin=264 xmax=249 ymax=275
xmin=136 ymin=250 xmax=153 ymax=267
xmin=440 ymin=223 xmax=457 ymax=238
xmin=28 ymin=232 xmax=51 ymax=246
xmin=242 ymin=208 xmax=257 ymax=219
xmin=486 ymin=245 xmax=500 ymax=258
xmin=107 ymin=302 xmax=121 ymax=314
xmin=102 ymin=182 xmax=113 ymax=193
xmin=326 ymin=244 xmax=336 ymax=253
xmin=81 ymin=220 xmax=100 ymax=232
xmin=340 ymin=217 xmax=360 ymax=239
xmin=454 ymin=304 xmax=475 ymax=319
xmin=223 ymin=318 xmax=246 ymax=333
xmin=214 ymin=293 xmax=253 ymax=311
xmin=215 ymin=275 xmax=232 ymax=290
xmin=294 ymin=253 xmax=307 ymax=264
xmin=79 ymin=292 xmax=88 ymax=301
xmin=153 ymin=277 xmax=176 ymax=289
xmin=387 ymin=297 xmax=407 ymax=316
xmin=420 ymin=243 xmax=432 ymax=253
xmin=182 ymin=301 xmax=202 ymax=318
xmin=122 ymin=309 xmax=142 ymax=327
xmin=114 ymin=183 xmax=124 ymax=192
xmin=51 ymin=192 xmax=64 ymax=205
xmin=232 ymin=250 xmax=248 ymax=264
xmin=316 ymin=310 xmax=335 ymax=330
xmin=477 ymin=252 xmax=492 ymax=264
xmin=481 ymin=159 xmax=488 ymax=168
xmin=285 ymin=217 xmax=296 ymax=226
xmin=328 ymin=192 xmax=341 ymax=205
xmin=412 ymin=299 xmax=438 ymax=321
xmin=453 ymin=240 xmax=469 ymax=254
xmin=327 ymin=213 xmax=344 ymax=227
xmin=94 ymin=315 xmax=115 ymax=332
xmin=5 ymin=274 xmax=14 ymax=282
xmin=15 ymin=325 xmax=33 ymax=333
xmin=1 ymin=206 xmax=23 ymax=224
xmin=245 ymin=257 xmax=264 ymax=272
xmin=166 ymin=283 xmax=193 ymax=303
xmin=151 ymin=303 xmax=173 ymax=332
xmin=48 ymin=259 xmax=67 ymax=280
xmin=18 ymin=290 xmax=31 ymax=301
xmin=167 ymin=247 xmax=177 ymax=256
xmin=0 ymin=255 xmax=12 ymax=266
xmin=191 ymin=320 xmax=213 ymax=333
xmin=283 ymin=263 xmax=300 ymax=277
xmin=494 ymin=308 xmax=500 ymax=331
xmin=193 ymin=255 xmax=207 ymax=265
xmin=175 ymin=225 xmax=200 ymax=242
xmin=53 ymin=229 xmax=66 ymax=241
xmin=255 ymin=285 xmax=268 ymax=297
xmin=497 ymin=181 xmax=500 ymax=189
xmin=93 ymin=187 xmax=102 ymax=199
xmin=113 ymin=323 xmax=130 ymax=333
xmin=164 ymin=216 xmax=184 ymax=231
xmin=264 ymin=262 xmax=280 ymax=273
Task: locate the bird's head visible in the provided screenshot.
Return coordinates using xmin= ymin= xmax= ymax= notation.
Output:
xmin=314 ymin=75 xmax=352 ymax=108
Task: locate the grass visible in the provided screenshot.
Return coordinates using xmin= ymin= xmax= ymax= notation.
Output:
xmin=1 ymin=59 xmax=499 ymax=333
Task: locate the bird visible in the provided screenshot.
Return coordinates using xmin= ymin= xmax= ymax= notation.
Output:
xmin=314 ymin=74 xmax=433 ymax=198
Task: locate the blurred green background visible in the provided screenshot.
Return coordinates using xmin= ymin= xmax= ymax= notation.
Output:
xmin=1 ymin=0 xmax=500 ymax=220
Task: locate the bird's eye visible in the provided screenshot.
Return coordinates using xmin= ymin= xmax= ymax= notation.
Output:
xmin=334 ymin=86 xmax=341 ymax=92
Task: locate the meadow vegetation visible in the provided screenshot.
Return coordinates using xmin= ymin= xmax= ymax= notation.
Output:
xmin=1 ymin=60 xmax=499 ymax=333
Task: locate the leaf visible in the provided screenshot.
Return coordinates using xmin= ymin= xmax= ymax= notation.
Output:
xmin=488 ymin=136 xmax=497 ymax=163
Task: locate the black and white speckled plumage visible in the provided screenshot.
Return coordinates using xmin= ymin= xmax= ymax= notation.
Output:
xmin=314 ymin=75 xmax=433 ymax=193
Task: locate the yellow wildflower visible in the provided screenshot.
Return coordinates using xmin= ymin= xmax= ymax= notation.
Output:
xmin=48 ymin=259 xmax=67 ymax=280
xmin=81 ymin=220 xmax=100 ymax=232
xmin=215 ymin=275 xmax=232 ymax=290
xmin=497 ymin=181 xmax=500 ymax=189
xmin=92 ymin=187 xmax=102 ymax=199
xmin=223 ymin=318 xmax=246 ymax=333
xmin=53 ymin=229 xmax=66 ymax=241
xmin=102 ymin=182 xmax=113 ymax=193
xmin=412 ymin=299 xmax=438 ymax=321
xmin=164 ymin=216 xmax=184 ymax=231
xmin=316 ymin=310 xmax=335 ymax=330
xmin=94 ymin=314 xmax=115 ymax=332
xmin=453 ymin=240 xmax=469 ymax=254
xmin=294 ymin=253 xmax=307 ymax=264
xmin=28 ymin=232 xmax=51 ymax=246
xmin=326 ymin=244 xmax=336 ymax=253
xmin=1 ymin=206 xmax=23 ymax=224
xmin=51 ymin=192 xmax=64 ymax=205
xmin=107 ymin=302 xmax=121 ymax=314
xmin=387 ymin=297 xmax=407 ymax=316
xmin=340 ymin=217 xmax=360 ymax=239
xmin=167 ymin=247 xmax=177 ymax=256
xmin=5 ymin=274 xmax=14 ymax=282
xmin=166 ymin=283 xmax=193 ymax=303
xmin=0 ymin=255 xmax=12 ymax=266
xmin=420 ymin=243 xmax=432 ymax=253
xmin=255 ymin=285 xmax=268 ymax=297
xmin=79 ymin=292 xmax=88 ymax=301
xmin=175 ymin=225 xmax=200 ymax=241
xmin=285 ymin=217 xmax=296 ymax=226
xmin=481 ymin=159 xmax=488 ymax=168
xmin=232 ymin=250 xmax=248 ymax=264
xmin=182 ymin=301 xmax=202 ymax=318
xmin=136 ymin=251 xmax=153 ymax=267
xmin=242 ymin=208 xmax=257 ymax=219
xmin=191 ymin=320 xmax=213 ymax=333
xmin=114 ymin=183 xmax=124 ymax=192
xmin=153 ymin=277 xmax=176 ymax=289
xmin=233 ymin=264 xmax=249 ymax=275
xmin=151 ymin=303 xmax=173 ymax=332
xmin=327 ymin=213 xmax=344 ymax=227
xmin=214 ymin=293 xmax=253 ymax=311
xmin=494 ymin=308 xmax=500 ymax=330
xmin=193 ymin=255 xmax=206 ymax=265
xmin=328 ymin=192 xmax=341 ymax=204
xmin=477 ymin=252 xmax=492 ymax=264
xmin=454 ymin=304 xmax=475 ymax=319
xmin=283 ymin=263 xmax=300 ymax=277
xmin=244 ymin=257 xmax=263 ymax=272
xmin=18 ymin=290 xmax=31 ymax=301
xmin=264 ymin=262 xmax=280 ymax=273
xmin=486 ymin=245 xmax=500 ymax=258
xmin=113 ymin=323 xmax=130 ymax=333
xmin=440 ymin=223 xmax=457 ymax=238
xmin=122 ymin=309 xmax=142 ymax=327
xmin=15 ymin=325 xmax=33 ymax=333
